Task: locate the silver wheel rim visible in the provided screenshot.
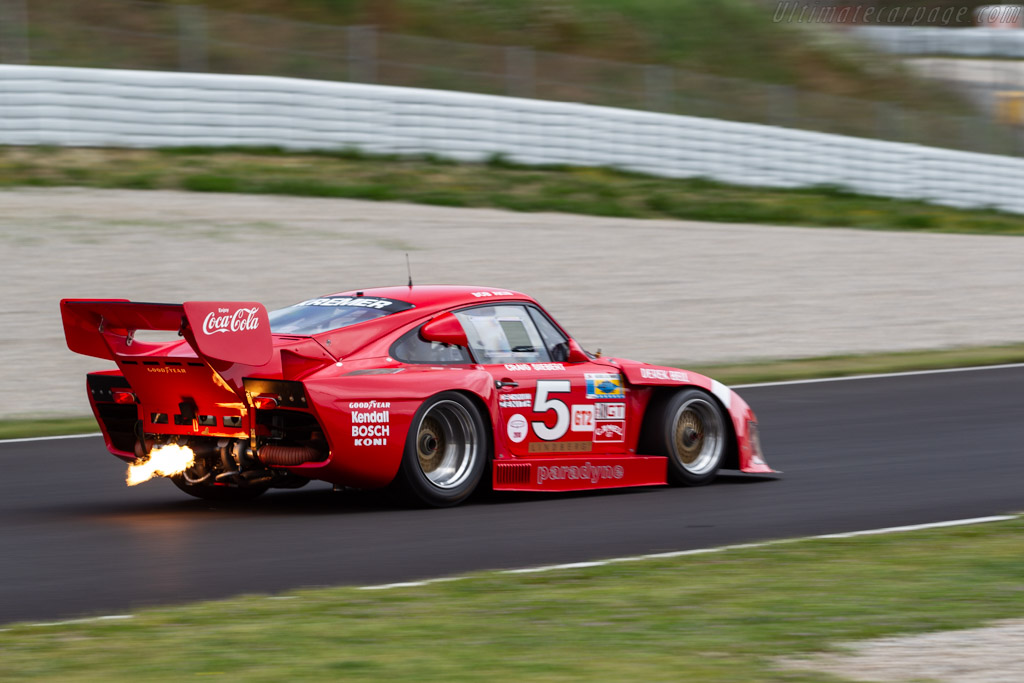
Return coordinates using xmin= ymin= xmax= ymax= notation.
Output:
xmin=671 ymin=397 xmax=724 ymax=476
xmin=415 ymin=400 xmax=478 ymax=490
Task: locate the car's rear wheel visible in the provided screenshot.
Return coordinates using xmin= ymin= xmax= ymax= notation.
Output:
xmin=397 ymin=392 xmax=487 ymax=507
xmin=171 ymin=475 xmax=270 ymax=502
xmin=661 ymin=389 xmax=728 ymax=486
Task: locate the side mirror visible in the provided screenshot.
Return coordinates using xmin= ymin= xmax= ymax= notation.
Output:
xmin=420 ymin=312 xmax=469 ymax=348
xmin=565 ymin=339 xmax=590 ymax=364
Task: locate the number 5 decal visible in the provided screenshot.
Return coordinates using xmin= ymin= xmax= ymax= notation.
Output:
xmin=533 ymin=380 xmax=571 ymax=441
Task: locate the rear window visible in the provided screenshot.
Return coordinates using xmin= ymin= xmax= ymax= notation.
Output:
xmin=268 ymin=296 xmax=414 ymax=335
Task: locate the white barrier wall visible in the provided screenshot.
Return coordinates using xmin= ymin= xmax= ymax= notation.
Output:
xmin=853 ymin=26 xmax=1024 ymax=57
xmin=2 ymin=64 xmax=1023 ymax=214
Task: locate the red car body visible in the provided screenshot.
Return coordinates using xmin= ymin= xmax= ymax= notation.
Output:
xmin=61 ymin=286 xmax=774 ymax=506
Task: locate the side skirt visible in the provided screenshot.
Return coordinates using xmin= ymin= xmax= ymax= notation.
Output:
xmin=493 ymin=456 xmax=667 ymax=492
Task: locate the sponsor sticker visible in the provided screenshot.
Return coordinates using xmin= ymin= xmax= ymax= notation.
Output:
xmin=351 ymin=401 xmax=391 ymax=446
xmin=297 ymin=297 xmax=413 ymax=312
xmin=499 ymin=392 xmax=532 ymax=408
xmin=528 ymin=441 xmax=590 ymax=453
xmin=639 ymin=367 xmax=689 ymax=382
xmin=593 ymin=420 xmax=625 ymax=443
xmin=503 ymin=363 xmax=566 ymax=372
xmin=595 ymin=402 xmax=625 ymax=420
xmin=202 ymin=306 xmax=261 ymax=335
xmin=585 ymin=373 xmax=624 ymax=400
xmin=507 ymin=414 xmax=529 ymax=443
xmin=570 ymin=405 xmax=594 ymax=432
xmin=537 ymin=462 xmax=625 ymax=485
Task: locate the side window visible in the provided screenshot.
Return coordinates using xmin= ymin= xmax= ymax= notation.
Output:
xmin=527 ymin=307 xmax=570 ymax=362
xmin=454 ymin=305 xmax=551 ymax=364
xmin=391 ymin=326 xmax=472 ymax=364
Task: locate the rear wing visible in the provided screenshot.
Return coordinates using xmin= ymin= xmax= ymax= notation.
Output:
xmin=60 ymin=299 xmax=273 ymax=367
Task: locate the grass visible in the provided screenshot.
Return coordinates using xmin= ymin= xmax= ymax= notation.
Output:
xmin=4 ymin=146 xmax=1024 ymax=234
xmin=7 ymin=342 xmax=1024 ymax=440
xmin=0 ymin=516 xmax=1021 ymax=680
xmin=62 ymin=0 xmax=963 ymax=112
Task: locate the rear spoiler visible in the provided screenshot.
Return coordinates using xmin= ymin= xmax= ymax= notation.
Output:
xmin=60 ymin=299 xmax=273 ymax=367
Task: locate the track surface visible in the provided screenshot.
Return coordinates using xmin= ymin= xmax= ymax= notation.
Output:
xmin=3 ymin=367 xmax=1023 ymax=624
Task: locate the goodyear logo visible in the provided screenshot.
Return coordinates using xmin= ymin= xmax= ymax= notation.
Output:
xmin=585 ymin=373 xmax=624 ymax=400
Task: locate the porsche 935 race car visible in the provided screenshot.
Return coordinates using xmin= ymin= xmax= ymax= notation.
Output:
xmin=61 ymin=286 xmax=774 ymax=506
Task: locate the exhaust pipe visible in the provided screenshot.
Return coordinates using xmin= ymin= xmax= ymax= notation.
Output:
xmin=257 ymin=445 xmax=323 ymax=467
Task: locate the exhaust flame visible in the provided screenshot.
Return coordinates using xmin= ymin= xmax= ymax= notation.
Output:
xmin=127 ymin=444 xmax=197 ymax=486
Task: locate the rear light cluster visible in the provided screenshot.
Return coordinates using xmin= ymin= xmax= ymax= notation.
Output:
xmin=111 ymin=390 xmax=137 ymax=405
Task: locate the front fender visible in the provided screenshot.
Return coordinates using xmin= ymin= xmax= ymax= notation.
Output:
xmin=613 ymin=359 xmax=776 ymax=474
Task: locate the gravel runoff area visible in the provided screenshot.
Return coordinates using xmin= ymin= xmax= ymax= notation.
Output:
xmin=4 ymin=187 xmax=1024 ymax=418
xmin=779 ymin=619 xmax=1024 ymax=682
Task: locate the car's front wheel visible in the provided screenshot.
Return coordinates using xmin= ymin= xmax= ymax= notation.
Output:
xmin=661 ymin=389 xmax=728 ymax=486
xmin=396 ymin=392 xmax=488 ymax=507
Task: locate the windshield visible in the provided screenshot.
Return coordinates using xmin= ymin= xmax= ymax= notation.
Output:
xmin=268 ymin=296 xmax=414 ymax=335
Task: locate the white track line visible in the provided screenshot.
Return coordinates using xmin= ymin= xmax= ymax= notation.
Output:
xmin=0 ymin=432 xmax=100 ymax=445
xmin=5 ymin=362 xmax=1024 ymax=446
xmin=733 ymin=362 xmax=1024 ymax=389
xmin=362 ymin=514 xmax=1018 ymax=586
xmin=6 ymin=514 xmax=1016 ymax=628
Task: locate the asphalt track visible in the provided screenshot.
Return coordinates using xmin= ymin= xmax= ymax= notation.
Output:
xmin=3 ymin=366 xmax=1023 ymax=625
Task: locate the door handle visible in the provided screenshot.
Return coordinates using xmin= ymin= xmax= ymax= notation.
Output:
xmin=495 ymin=379 xmax=519 ymax=390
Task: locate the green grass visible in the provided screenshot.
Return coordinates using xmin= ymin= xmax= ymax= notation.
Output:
xmin=8 ymin=342 xmax=1024 ymax=439
xmin=132 ymin=0 xmax=964 ymax=113
xmin=1 ymin=517 xmax=1021 ymax=680
xmin=4 ymin=146 xmax=1024 ymax=234
xmin=0 ymin=417 xmax=100 ymax=440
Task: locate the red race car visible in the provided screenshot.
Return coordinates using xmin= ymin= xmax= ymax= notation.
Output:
xmin=61 ymin=286 xmax=774 ymax=507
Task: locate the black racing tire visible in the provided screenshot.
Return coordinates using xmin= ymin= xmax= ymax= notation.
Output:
xmin=395 ymin=391 xmax=488 ymax=508
xmin=660 ymin=389 xmax=728 ymax=486
xmin=171 ymin=475 xmax=270 ymax=502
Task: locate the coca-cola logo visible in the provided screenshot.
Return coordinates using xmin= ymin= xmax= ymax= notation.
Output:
xmin=202 ymin=307 xmax=261 ymax=335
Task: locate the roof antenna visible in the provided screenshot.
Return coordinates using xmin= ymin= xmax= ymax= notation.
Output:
xmin=406 ymin=253 xmax=414 ymax=287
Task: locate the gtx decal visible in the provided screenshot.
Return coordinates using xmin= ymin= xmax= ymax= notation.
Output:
xmin=202 ymin=306 xmax=261 ymax=335
xmin=595 ymin=402 xmax=625 ymax=420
